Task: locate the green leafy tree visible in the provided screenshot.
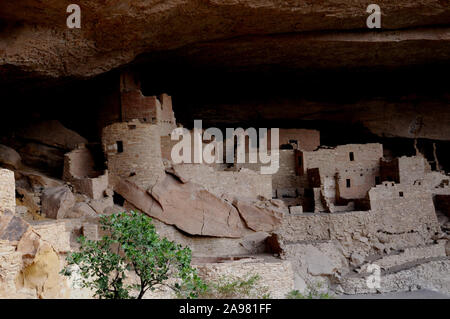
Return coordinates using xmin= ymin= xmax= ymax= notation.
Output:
xmin=61 ymin=211 xmax=207 ymax=299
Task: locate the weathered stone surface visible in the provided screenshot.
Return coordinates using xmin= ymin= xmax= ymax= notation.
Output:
xmin=358 ymin=243 xmax=447 ymax=272
xmin=18 ymin=142 xmax=65 ymax=175
xmin=115 ymin=175 xmax=249 ymax=238
xmin=284 ymin=241 xmax=349 ymax=277
xmin=279 ymin=181 xmax=441 ymax=256
xmin=17 ymin=120 xmax=87 ymax=150
xmin=0 ymin=211 xmax=82 ymax=298
xmin=16 ymin=187 xmax=40 ymax=216
xmin=19 ymin=241 xmax=70 ymax=299
xmin=31 ymin=221 xmax=72 ymax=253
xmin=0 ymin=211 xmax=30 ymax=242
xmin=41 ymin=186 xmax=75 ymax=219
xmin=81 ymin=223 xmax=100 ymax=241
xmin=195 ymin=256 xmax=294 ymax=299
xmin=2 ymin=1 xmax=450 ymax=82
xmin=172 ymin=164 xmax=272 ymax=200
xmin=150 ymin=175 xmax=249 ymax=238
xmin=350 ymin=252 xmax=365 ymax=266
xmin=0 ymin=169 xmax=15 ymax=213
xmin=88 ymin=196 xmax=114 ymax=214
xmin=102 ymin=121 xmax=165 ymax=190
xmin=339 ymin=258 xmax=450 ymax=295
xmin=135 ymin=210 xmax=267 ymax=257
xmin=17 ymin=169 xmax=64 ymax=189
xmin=239 ymin=232 xmax=270 ymax=254
xmin=233 ymin=198 xmax=282 ymax=232
xmin=289 ymin=206 xmax=303 ymax=214
xmin=63 ymin=147 xmax=109 ymax=200
xmin=0 ymin=241 xmax=30 ymax=298
xmin=0 ymin=144 xmax=21 ymax=170
xmin=369 ymin=182 xmax=440 ymax=235
xmin=103 ymin=204 xmax=126 ymax=216
xmin=66 ymin=202 xmax=98 ymax=220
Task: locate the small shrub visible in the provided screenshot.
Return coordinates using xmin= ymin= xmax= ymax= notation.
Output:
xmin=286 ymin=282 xmax=334 ymax=299
xmin=199 ymin=273 xmax=270 ymax=299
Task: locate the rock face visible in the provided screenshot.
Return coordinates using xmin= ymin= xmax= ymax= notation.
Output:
xmin=17 ymin=120 xmax=87 ymax=150
xmin=339 ymin=259 xmax=450 ymax=295
xmin=0 ymin=210 xmax=70 ymax=298
xmin=1 ymin=1 xmax=450 ymax=300
xmin=0 ymin=145 xmax=21 ymax=170
xmin=66 ymin=202 xmax=98 ymax=220
xmin=1 ymin=0 xmax=450 ymax=81
xmin=41 ymin=186 xmax=75 ymax=219
xmin=2 ymin=2 xmax=450 ymax=142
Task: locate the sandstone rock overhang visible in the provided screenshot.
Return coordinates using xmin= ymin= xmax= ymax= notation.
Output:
xmin=1 ymin=1 xmax=450 ymax=82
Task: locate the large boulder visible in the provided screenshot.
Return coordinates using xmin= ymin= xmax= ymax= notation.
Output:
xmin=0 ymin=144 xmax=21 ymax=170
xmin=41 ymin=186 xmax=75 ymax=219
xmin=115 ymin=175 xmax=249 ymax=238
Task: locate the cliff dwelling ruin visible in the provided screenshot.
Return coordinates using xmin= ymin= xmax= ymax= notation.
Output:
xmin=0 ymin=0 xmax=449 ymax=300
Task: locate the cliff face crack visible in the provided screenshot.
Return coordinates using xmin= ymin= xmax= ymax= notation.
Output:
xmin=200 ymin=209 xmax=206 ymax=236
xmin=231 ymin=201 xmax=250 ymax=230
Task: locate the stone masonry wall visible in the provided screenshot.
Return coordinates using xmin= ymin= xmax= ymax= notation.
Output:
xmin=63 ymin=147 xmax=109 ymax=199
xmin=172 ymin=163 xmax=272 ymax=199
xmin=368 ymin=182 xmax=440 ymax=234
xmin=121 ymin=90 xmax=161 ymax=124
xmin=102 ymin=121 xmax=165 ymax=190
xmin=302 ymin=143 xmax=383 ymax=200
xmin=158 ymin=93 xmax=177 ymax=137
xmin=0 ymin=169 xmax=15 ymax=213
xmin=241 ymin=150 xmax=308 ymax=196
xmin=279 ymin=181 xmax=440 ymax=257
xmin=398 ymin=155 xmax=430 ymax=185
xmin=302 ymin=143 xmax=382 ymax=176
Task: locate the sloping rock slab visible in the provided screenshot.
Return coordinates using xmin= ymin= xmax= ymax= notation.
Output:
xmin=115 ymin=175 xmax=248 ymax=238
xmin=233 ymin=199 xmax=283 ymax=232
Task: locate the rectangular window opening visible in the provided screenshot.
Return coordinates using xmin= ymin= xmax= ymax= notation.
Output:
xmin=116 ymin=141 xmax=123 ymax=153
